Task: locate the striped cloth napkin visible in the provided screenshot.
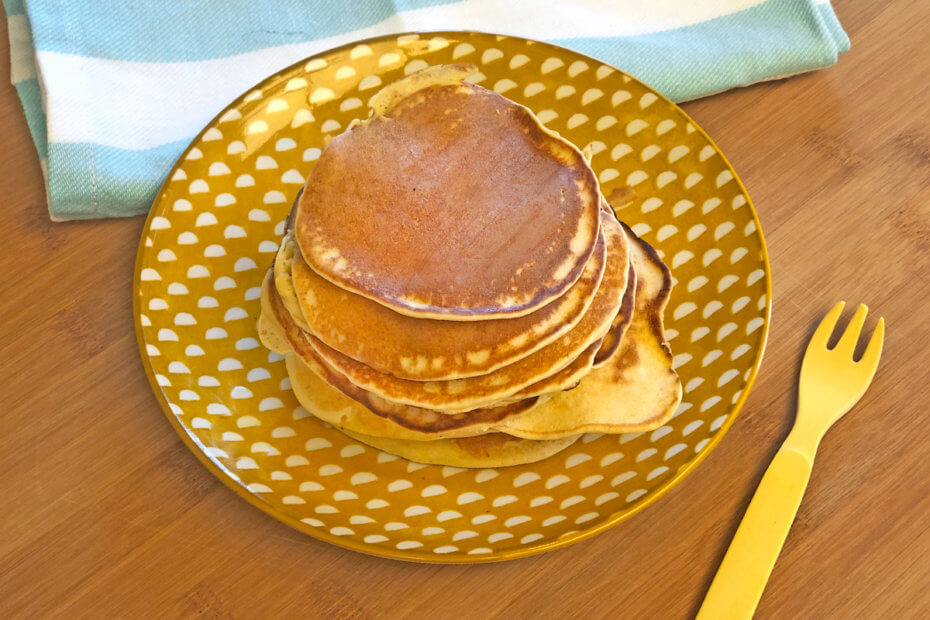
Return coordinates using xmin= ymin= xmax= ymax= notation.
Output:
xmin=4 ymin=0 xmax=848 ymax=220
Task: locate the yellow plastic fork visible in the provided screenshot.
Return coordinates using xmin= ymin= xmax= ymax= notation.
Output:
xmin=697 ymin=302 xmax=884 ymax=620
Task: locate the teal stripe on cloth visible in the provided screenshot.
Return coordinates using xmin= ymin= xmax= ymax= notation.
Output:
xmin=4 ymin=0 xmax=45 ymax=157
xmin=3 ymin=0 xmax=23 ymax=16
xmin=554 ymin=0 xmax=850 ymax=102
xmin=47 ymin=140 xmax=191 ymax=219
xmin=14 ymin=78 xmax=47 ymax=159
xmin=3 ymin=0 xmax=850 ymax=219
xmin=815 ymin=2 xmax=851 ymax=51
xmin=25 ymin=0 xmax=460 ymax=61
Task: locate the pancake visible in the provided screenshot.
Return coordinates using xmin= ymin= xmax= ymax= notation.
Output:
xmin=262 ymin=272 xmax=541 ymax=440
xmin=260 ymin=227 xmax=677 ymax=444
xmin=273 ymin=234 xmax=310 ymax=332
xmin=287 ymin=228 xmax=608 ymax=381
xmin=593 ymin=261 xmax=637 ymax=367
xmin=340 ymin=429 xmax=579 ymax=468
xmin=493 ymin=229 xmax=682 ymax=439
xmin=508 ymin=340 xmax=601 ymax=398
xmin=257 ymin=276 xmax=291 ymax=355
xmin=367 ymin=63 xmax=476 ymax=115
xmin=298 ymin=213 xmax=630 ymax=412
xmin=502 ymin=260 xmax=630 ymax=397
xmin=592 ymin=196 xmax=638 ymax=367
xmin=273 ymin=250 xmax=632 ymax=409
xmin=286 ymin=353 xmax=539 ymax=441
xmin=294 ymin=66 xmax=601 ymax=320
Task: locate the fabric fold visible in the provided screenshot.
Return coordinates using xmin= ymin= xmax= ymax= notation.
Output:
xmin=3 ymin=0 xmax=849 ymax=220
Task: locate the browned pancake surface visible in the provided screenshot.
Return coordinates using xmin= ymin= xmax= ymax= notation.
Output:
xmin=295 ymin=80 xmax=600 ymax=319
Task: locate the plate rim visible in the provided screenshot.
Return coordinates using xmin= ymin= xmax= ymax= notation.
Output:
xmin=133 ymin=29 xmax=773 ymax=564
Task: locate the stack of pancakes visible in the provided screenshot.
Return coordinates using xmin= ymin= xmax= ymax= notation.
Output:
xmin=258 ymin=66 xmax=681 ymax=468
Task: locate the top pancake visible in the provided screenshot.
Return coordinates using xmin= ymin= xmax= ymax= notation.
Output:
xmin=294 ymin=66 xmax=601 ymax=320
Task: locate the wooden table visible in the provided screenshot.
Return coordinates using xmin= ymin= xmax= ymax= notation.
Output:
xmin=2 ymin=3 xmax=928 ymax=617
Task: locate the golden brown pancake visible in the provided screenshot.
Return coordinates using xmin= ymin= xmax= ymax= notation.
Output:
xmin=261 ymin=272 xmax=540 ymax=440
xmin=494 ymin=229 xmax=682 ymax=438
xmin=593 ymin=261 xmax=637 ymax=367
xmin=285 ymin=352 xmax=539 ymax=441
xmin=294 ymin=68 xmax=601 ymax=320
xmin=367 ymin=63 xmax=476 ymax=115
xmin=297 ymin=213 xmax=629 ymax=412
xmin=286 ymin=229 xmax=607 ymax=381
xmin=264 ymin=228 xmax=677 ymax=442
xmin=257 ymin=279 xmax=291 ymax=355
xmin=273 ymin=233 xmax=310 ymax=332
xmin=592 ymin=194 xmax=638 ymax=367
xmin=508 ymin=340 xmax=601 ymax=398
xmin=340 ymin=429 xmax=579 ymax=468
xmin=285 ymin=353 xmax=538 ymax=441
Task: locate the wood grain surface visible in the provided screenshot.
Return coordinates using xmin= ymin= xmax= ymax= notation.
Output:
xmin=2 ymin=2 xmax=929 ymax=617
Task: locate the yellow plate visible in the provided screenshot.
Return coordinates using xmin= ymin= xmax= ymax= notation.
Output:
xmin=135 ymin=31 xmax=771 ymax=563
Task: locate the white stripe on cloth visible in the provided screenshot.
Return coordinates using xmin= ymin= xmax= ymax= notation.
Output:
xmin=36 ymin=0 xmax=770 ymax=150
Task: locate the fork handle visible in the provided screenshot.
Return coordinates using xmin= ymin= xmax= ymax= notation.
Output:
xmin=696 ymin=446 xmax=814 ymax=620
